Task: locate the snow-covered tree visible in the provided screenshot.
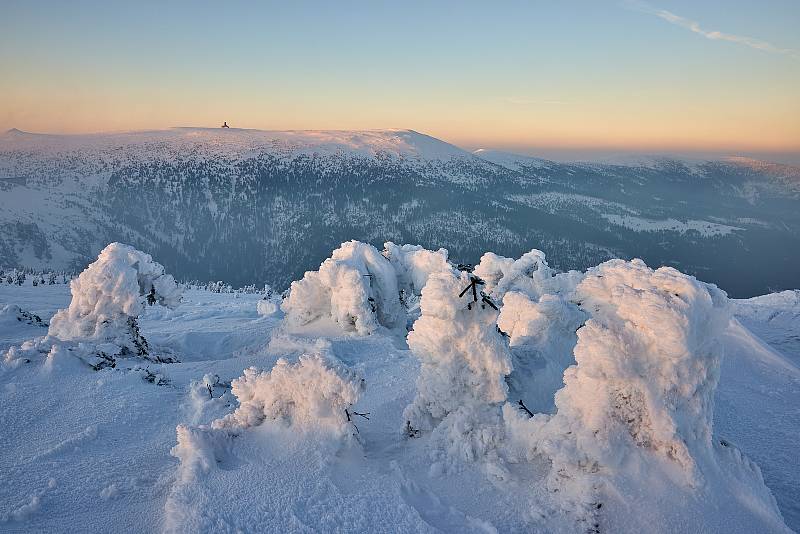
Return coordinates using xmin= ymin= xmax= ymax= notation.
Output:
xmin=282 ymin=241 xmax=404 ymax=335
xmin=383 ymin=242 xmax=455 ymax=297
xmin=502 ymin=259 xmax=783 ymax=530
xmin=48 ymin=242 xmax=182 ymax=356
xmin=403 ymin=269 xmax=512 ymax=463
xmin=474 ymin=249 xmax=582 ymax=303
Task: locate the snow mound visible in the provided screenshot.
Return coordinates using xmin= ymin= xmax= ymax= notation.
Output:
xmin=503 ymin=259 xmax=786 ymax=531
xmin=282 ymin=241 xmax=404 ymax=335
xmin=403 ymin=270 xmax=512 ymax=464
xmin=48 ymin=242 xmax=181 ymax=356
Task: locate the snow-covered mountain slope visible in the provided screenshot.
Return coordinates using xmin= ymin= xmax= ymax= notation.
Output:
xmin=0 ymin=248 xmax=798 ymax=533
xmin=2 ymin=128 xmax=799 ymax=297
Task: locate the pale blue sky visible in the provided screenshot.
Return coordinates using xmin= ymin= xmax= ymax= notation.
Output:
xmin=1 ymin=0 xmax=798 ymax=159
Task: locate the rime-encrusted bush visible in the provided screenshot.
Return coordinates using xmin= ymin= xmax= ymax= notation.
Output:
xmin=48 ymin=242 xmax=182 ymax=356
xmin=474 ymin=249 xmax=582 ymax=303
xmin=211 ymin=353 xmax=364 ymax=434
xmin=3 ymin=243 xmax=181 ymax=371
xmin=171 ymin=352 xmax=364 ymax=480
xmin=383 ymin=242 xmax=456 ymax=297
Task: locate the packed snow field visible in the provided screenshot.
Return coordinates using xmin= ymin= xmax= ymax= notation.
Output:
xmin=1 ymin=242 xmax=798 ymax=533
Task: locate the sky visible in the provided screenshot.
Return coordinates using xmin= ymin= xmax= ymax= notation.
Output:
xmin=1 ymin=0 xmax=799 ymax=161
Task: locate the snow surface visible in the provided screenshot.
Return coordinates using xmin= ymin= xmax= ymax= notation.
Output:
xmin=1 ymin=242 xmax=798 ymax=533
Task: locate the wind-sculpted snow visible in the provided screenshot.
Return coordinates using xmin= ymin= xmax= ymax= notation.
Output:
xmin=0 ymin=244 xmax=796 ymax=532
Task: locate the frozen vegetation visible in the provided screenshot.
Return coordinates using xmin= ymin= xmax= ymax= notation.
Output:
xmin=1 ymin=240 xmax=798 ymax=533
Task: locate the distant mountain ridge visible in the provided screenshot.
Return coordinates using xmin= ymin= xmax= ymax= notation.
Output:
xmin=1 ymin=128 xmax=799 ymax=297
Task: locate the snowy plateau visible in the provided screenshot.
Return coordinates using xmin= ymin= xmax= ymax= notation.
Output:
xmin=0 ymin=128 xmax=799 ymax=534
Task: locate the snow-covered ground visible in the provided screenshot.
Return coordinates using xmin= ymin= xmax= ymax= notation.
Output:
xmin=1 ymin=248 xmax=798 ymax=533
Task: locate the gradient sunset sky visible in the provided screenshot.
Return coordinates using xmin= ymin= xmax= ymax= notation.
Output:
xmin=2 ymin=0 xmax=798 ymax=160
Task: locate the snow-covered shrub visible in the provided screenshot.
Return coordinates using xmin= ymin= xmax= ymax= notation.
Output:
xmin=546 ymin=259 xmax=731 ymax=475
xmin=0 ymin=304 xmax=47 ymax=328
xmin=48 ymin=242 xmax=181 ymax=356
xmin=403 ymin=269 xmax=512 ymax=463
xmin=212 ymin=353 xmax=364 ymax=434
xmin=383 ymin=242 xmax=455 ymax=297
xmin=171 ymin=352 xmax=363 ymax=484
xmin=474 ymin=249 xmax=581 ymax=303
xmin=282 ymin=241 xmax=403 ymax=334
xmin=256 ymin=297 xmax=279 ymax=316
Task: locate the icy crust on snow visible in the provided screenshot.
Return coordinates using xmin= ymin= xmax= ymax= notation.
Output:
xmin=48 ymin=242 xmax=181 ymax=354
xmin=403 ymin=270 xmax=513 ymax=463
xmin=503 ymin=259 xmax=787 ymax=531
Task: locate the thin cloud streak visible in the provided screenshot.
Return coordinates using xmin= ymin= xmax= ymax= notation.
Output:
xmin=627 ymin=1 xmax=799 ymax=59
